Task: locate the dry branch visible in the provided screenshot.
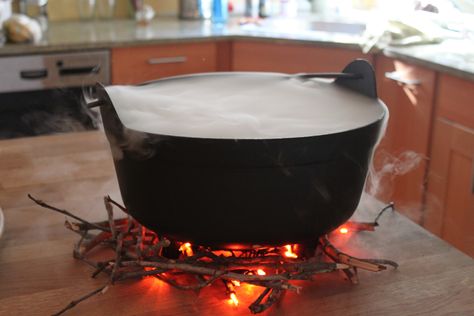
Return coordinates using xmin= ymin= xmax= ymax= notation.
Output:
xmin=30 ymin=194 xmax=397 ymax=315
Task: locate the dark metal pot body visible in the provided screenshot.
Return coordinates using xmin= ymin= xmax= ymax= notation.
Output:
xmin=98 ymin=60 xmax=386 ymax=247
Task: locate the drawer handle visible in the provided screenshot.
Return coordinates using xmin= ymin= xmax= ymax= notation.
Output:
xmin=59 ymin=65 xmax=100 ymax=76
xmin=384 ymin=71 xmax=421 ymax=86
xmin=147 ymin=56 xmax=187 ymax=65
xmin=20 ymin=69 xmax=48 ymax=79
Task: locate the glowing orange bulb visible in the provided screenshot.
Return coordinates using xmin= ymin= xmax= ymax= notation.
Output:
xmin=256 ymin=269 xmax=266 ymax=275
xmin=179 ymin=242 xmax=194 ymax=256
xmin=339 ymin=227 xmax=349 ymax=234
xmin=228 ymin=292 xmax=239 ymax=306
xmin=284 ymin=245 xmax=298 ymax=258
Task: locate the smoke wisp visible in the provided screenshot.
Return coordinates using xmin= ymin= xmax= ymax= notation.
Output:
xmin=366 ymin=150 xmax=424 ymax=199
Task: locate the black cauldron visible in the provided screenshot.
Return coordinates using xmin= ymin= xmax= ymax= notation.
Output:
xmin=94 ymin=59 xmax=387 ymax=247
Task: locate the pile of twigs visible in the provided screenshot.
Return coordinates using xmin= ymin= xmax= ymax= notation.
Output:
xmin=28 ymin=194 xmax=397 ymax=315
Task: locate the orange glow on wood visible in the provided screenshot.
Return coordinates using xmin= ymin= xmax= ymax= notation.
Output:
xmin=284 ymin=244 xmax=298 ymax=258
xmin=212 ymin=250 xmax=233 ymax=257
xmin=179 ymin=242 xmax=194 ymax=256
xmin=228 ymin=292 xmax=239 ymax=306
xmin=256 ymin=269 xmax=266 ymax=275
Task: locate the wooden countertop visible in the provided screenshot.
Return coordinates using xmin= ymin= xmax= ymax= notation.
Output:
xmin=0 ymin=131 xmax=473 ymax=316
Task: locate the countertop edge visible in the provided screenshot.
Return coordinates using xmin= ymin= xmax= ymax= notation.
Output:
xmin=0 ymin=34 xmax=363 ymax=56
xmin=1 ymin=22 xmax=472 ymax=82
xmin=383 ymin=48 xmax=474 ymax=82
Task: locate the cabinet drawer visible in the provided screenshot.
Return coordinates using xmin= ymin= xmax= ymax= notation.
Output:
xmin=111 ymin=42 xmax=217 ymax=84
xmin=437 ymin=73 xmax=474 ymax=129
xmin=232 ymin=40 xmax=372 ymax=73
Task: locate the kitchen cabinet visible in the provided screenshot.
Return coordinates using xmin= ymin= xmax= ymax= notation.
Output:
xmin=111 ymin=42 xmax=218 ymax=84
xmin=424 ymin=74 xmax=474 ymax=257
xmin=372 ymin=55 xmax=436 ymax=223
xmin=112 ymin=40 xmax=371 ymax=83
xmin=232 ymin=40 xmax=372 ymax=73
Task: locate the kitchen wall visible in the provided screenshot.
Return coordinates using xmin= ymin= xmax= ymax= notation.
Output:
xmin=13 ymin=0 xmax=178 ymax=21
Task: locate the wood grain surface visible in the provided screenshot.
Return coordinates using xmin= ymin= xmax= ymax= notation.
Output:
xmin=0 ymin=131 xmax=473 ymax=316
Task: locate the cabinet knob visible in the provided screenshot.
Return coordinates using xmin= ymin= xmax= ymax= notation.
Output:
xmin=385 ymin=71 xmax=421 ymax=86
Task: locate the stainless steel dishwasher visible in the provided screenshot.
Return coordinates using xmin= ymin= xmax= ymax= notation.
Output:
xmin=0 ymin=50 xmax=109 ymax=139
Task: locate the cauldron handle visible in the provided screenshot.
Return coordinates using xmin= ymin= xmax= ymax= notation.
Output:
xmin=334 ymin=59 xmax=378 ymax=99
xmin=294 ymin=59 xmax=377 ymax=99
xmin=86 ymin=82 xmax=110 ymax=109
xmin=85 ymin=83 xmax=129 ymax=145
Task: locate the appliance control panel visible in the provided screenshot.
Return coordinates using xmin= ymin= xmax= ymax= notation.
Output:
xmin=0 ymin=50 xmax=110 ymax=93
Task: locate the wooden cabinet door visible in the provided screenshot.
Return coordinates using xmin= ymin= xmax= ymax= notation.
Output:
xmin=232 ymin=40 xmax=372 ymax=73
xmin=372 ymin=56 xmax=436 ymax=223
xmin=424 ymin=119 xmax=474 ymax=257
xmin=424 ymin=73 xmax=474 ymax=257
xmin=111 ymin=42 xmax=217 ymax=84
xmin=436 ymin=73 xmax=474 ymax=130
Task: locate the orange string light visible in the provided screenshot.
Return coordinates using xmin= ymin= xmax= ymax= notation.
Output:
xmin=339 ymin=227 xmax=349 ymax=234
xmin=179 ymin=242 xmax=194 ymax=256
xmin=283 ymin=244 xmax=298 ymax=258
xmin=229 ymin=292 xmax=239 ymax=306
xmin=231 ymin=280 xmax=241 ymax=287
xmin=256 ymin=269 xmax=266 ymax=275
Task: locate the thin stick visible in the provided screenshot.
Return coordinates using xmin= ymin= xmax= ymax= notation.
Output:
xmin=249 ymin=288 xmax=284 ymax=314
xmin=51 ymin=284 xmax=107 ymax=316
xmin=28 ymin=194 xmax=110 ymax=232
xmin=33 ymin=195 xmax=397 ymax=315
xmin=362 ymin=258 xmax=399 ymax=269
xmin=249 ymin=287 xmax=271 ymax=309
xmin=319 ymin=236 xmax=387 ymax=272
xmin=91 ymin=262 xmax=110 ymax=278
xmin=116 ymin=268 xmax=169 ymax=281
xmin=136 ymin=225 xmax=144 ymax=259
xmin=155 ymin=271 xmax=227 ymax=291
xmin=105 ymin=195 xmax=129 ymax=215
xmin=127 ymin=261 xmax=337 ymax=288
xmin=104 ymin=197 xmax=117 ymax=239
xmin=111 ymin=232 xmax=125 ymax=283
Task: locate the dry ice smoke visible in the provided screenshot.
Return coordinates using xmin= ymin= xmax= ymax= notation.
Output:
xmin=0 ymin=86 xmax=99 ymax=139
xmin=103 ymin=73 xmax=385 ymax=140
xmin=365 ymin=150 xmax=424 ymax=198
xmin=105 ymin=127 xmax=163 ymax=161
xmin=21 ymin=109 xmax=87 ymax=134
xmin=23 ymin=68 xmax=104 ymax=138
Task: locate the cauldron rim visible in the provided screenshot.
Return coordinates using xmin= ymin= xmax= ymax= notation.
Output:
xmin=96 ymin=69 xmax=387 ymax=141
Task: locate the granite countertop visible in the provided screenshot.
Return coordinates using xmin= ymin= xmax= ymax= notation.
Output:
xmin=385 ymin=39 xmax=474 ymax=81
xmin=1 ymin=17 xmax=474 ymax=81
xmin=0 ymin=18 xmax=363 ymax=55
